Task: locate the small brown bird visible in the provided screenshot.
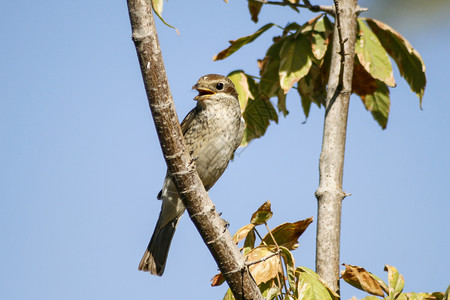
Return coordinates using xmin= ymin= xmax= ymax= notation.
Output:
xmin=138 ymin=74 xmax=245 ymax=276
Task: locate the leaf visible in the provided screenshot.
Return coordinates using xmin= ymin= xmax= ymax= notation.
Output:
xmin=300 ymin=94 xmax=312 ymax=120
xmin=150 ymin=0 xmax=179 ymax=34
xmin=276 ymin=88 xmax=289 ymax=117
xmin=295 ymin=266 xmax=337 ymax=300
xmin=397 ymin=292 xmax=444 ymax=300
xmin=298 ymin=63 xmax=327 ymax=109
xmin=263 ymin=287 xmax=280 ymax=300
xmin=362 ymin=80 xmax=390 ymax=129
xmin=307 ymin=15 xmax=334 ymax=61
xmin=261 ymin=217 xmax=313 ymax=250
xmin=384 ymin=265 xmax=405 ymax=300
xmin=341 ymin=264 xmax=385 ymax=297
xmin=232 ymin=223 xmax=256 ymax=244
xmin=355 ymin=19 xmax=396 ymax=88
xmin=365 ymin=18 xmax=426 ymax=106
xmin=248 ymin=0 xmax=263 ymax=23
xmin=279 ymin=246 xmax=296 ymax=293
xmin=283 ymin=22 xmax=301 ymax=37
xmin=352 ymin=56 xmax=379 ymax=98
xmin=246 ymin=245 xmax=282 ymax=284
xmin=279 ymin=34 xmax=313 ymax=93
xmin=228 ymin=70 xmax=254 ymax=111
xmin=211 ymin=272 xmax=225 ymax=287
xmin=243 ymin=226 xmax=256 ymax=255
xmin=213 ymin=23 xmax=275 ymax=61
xmin=300 ymin=14 xmax=324 ymax=34
xmin=368 ymin=272 xmax=389 ymax=295
xmin=250 ymin=200 xmax=273 ymax=225
xmin=241 ymin=96 xmax=278 ymax=146
xmin=222 ymin=288 xmax=235 ymax=300
xmin=259 ymin=38 xmax=286 ymax=98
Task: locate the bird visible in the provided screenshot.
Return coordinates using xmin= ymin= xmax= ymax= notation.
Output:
xmin=138 ymin=74 xmax=245 ymax=276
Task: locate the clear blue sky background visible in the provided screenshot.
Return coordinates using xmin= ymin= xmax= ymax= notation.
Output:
xmin=1 ymin=1 xmax=449 ymax=299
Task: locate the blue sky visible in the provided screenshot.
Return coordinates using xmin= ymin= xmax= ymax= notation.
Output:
xmin=1 ymin=1 xmax=449 ymax=299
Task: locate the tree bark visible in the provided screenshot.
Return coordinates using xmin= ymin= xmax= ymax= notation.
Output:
xmin=315 ymin=0 xmax=358 ymax=294
xmin=126 ymin=1 xmax=263 ymax=299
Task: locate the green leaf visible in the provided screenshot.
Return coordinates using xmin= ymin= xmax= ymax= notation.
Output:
xmin=150 ymin=0 xmax=179 ymax=34
xmin=368 ymin=272 xmax=389 ymax=295
xmin=241 ymin=96 xmax=278 ymax=146
xmin=259 ymin=38 xmax=286 ymax=98
xmin=355 ymin=19 xmax=396 ymax=87
xmin=222 ymin=288 xmax=235 ymax=300
xmin=362 ymin=80 xmax=390 ymax=129
xmin=243 ymin=227 xmax=256 ymax=255
xmin=365 ymin=18 xmax=426 ymax=106
xmin=213 ymin=23 xmax=275 ymax=61
xmin=397 ymin=292 xmax=443 ymax=300
xmin=384 ymin=265 xmax=405 ymax=300
xmin=276 ymin=89 xmax=289 ymax=117
xmin=298 ymin=63 xmax=327 ymax=109
xmin=300 ymin=94 xmax=312 ymax=120
xmin=283 ymin=22 xmax=301 ymax=37
xmin=250 ymin=201 xmax=273 ymax=225
xmin=279 ymin=34 xmax=313 ymax=93
xmin=309 ymin=15 xmax=334 ymax=61
xmin=228 ymin=70 xmax=254 ymax=111
xmin=248 ymin=0 xmax=263 ymax=23
xmin=261 ymin=217 xmax=313 ymax=250
xmin=279 ymin=246 xmax=296 ymax=293
xmin=263 ymin=287 xmax=280 ymax=300
xmin=295 ymin=267 xmax=337 ymax=300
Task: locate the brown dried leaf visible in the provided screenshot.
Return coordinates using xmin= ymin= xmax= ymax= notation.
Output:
xmin=232 ymin=223 xmax=255 ymax=244
xmin=246 ymin=245 xmax=282 ymax=285
xmin=261 ymin=217 xmax=313 ymax=250
xmin=211 ymin=272 xmax=225 ymax=287
xmin=342 ymin=264 xmax=385 ymax=297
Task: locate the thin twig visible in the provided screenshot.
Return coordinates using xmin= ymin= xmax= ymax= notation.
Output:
xmin=251 ymin=0 xmax=367 ymax=17
xmin=245 ymin=250 xmax=281 ymax=267
xmin=264 ymin=222 xmax=289 ymax=297
xmin=254 ymin=227 xmax=265 ymax=244
xmin=250 ymin=0 xmax=335 ymax=15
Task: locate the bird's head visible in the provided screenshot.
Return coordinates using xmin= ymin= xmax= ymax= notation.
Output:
xmin=192 ymin=74 xmax=239 ymax=104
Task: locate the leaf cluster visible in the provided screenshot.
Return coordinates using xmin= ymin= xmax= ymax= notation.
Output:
xmin=218 ymin=11 xmax=426 ymax=146
xmin=341 ymin=264 xmax=448 ymax=300
xmin=212 ymin=201 xmax=340 ymax=300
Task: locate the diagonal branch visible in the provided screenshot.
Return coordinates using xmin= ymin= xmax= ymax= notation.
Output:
xmin=126 ymin=1 xmax=263 ymax=299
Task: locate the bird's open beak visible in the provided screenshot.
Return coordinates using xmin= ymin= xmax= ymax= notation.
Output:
xmin=193 ymin=84 xmax=215 ymax=101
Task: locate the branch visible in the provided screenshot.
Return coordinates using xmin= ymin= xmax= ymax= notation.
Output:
xmin=126 ymin=1 xmax=263 ymax=299
xmin=250 ymin=0 xmax=367 ymax=15
xmin=315 ymin=0 xmax=358 ymax=294
xmin=250 ymin=0 xmax=335 ymax=14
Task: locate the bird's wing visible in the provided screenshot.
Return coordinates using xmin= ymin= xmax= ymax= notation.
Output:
xmin=180 ymin=105 xmax=200 ymax=135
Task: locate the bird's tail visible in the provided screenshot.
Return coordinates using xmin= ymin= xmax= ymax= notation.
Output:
xmin=138 ymin=214 xmax=180 ymax=276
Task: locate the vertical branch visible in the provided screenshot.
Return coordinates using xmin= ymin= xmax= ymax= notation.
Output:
xmin=126 ymin=1 xmax=263 ymax=299
xmin=315 ymin=0 xmax=358 ymax=294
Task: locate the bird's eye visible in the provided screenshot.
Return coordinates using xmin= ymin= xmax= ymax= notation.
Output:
xmin=216 ymin=83 xmax=224 ymax=90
